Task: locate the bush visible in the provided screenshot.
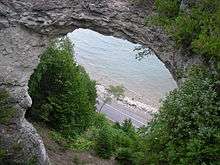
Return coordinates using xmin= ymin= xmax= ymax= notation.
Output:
xmin=115 ymin=147 xmax=135 ymax=165
xmin=28 ymin=38 xmax=97 ymax=137
xmin=114 ymin=129 xmax=133 ymax=149
xmin=91 ymin=113 xmax=111 ymax=129
xmin=95 ymin=124 xmax=134 ymax=159
xmin=192 ymin=32 xmax=220 ymax=58
xmin=143 ymin=67 xmax=220 ymax=164
xmin=119 ymin=119 xmax=135 ymax=135
xmin=155 ymin=0 xmax=180 ymax=18
xmin=115 ymin=147 xmax=145 ymax=165
xmin=70 ymin=136 xmax=95 ymax=151
xmin=150 ymin=0 xmax=220 ymax=61
xmin=95 ymin=126 xmax=115 ymax=159
xmin=169 ymin=13 xmax=200 ymax=47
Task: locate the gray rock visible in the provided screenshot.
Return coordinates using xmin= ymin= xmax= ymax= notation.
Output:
xmin=0 ymin=0 xmax=204 ymax=164
xmin=180 ymin=0 xmax=198 ymax=11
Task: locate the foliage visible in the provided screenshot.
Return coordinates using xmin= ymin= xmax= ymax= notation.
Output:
xmin=49 ymin=131 xmax=66 ymax=146
xmin=148 ymin=0 xmax=220 ymax=61
xmin=28 ymin=38 xmax=97 ymax=137
xmin=0 ymin=89 xmax=15 ymax=124
xmin=115 ymin=147 xmax=135 ymax=165
xmin=155 ymin=0 xmax=180 ymax=18
xmin=98 ymin=85 xmax=125 ymax=112
xmin=91 ymin=113 xmax=111 ymax=129
xmin=94 ymin=119 xmax=138 ymax=159
xmin=118 ymin=119 xmax=135 ymax=134
xmin=115 ymin=148 xmax=144 ymax=165
xmin=143 ymin=67 xmax=220 ymax=164
xmin=94 ymin=119 xmax=145 ymax=161
xmin=108 ymin=85 xmax=125 ymax=100
xmin=70 ymin=136 xmax=95 ymax=151
xmin=43 ymin=64 xmax=219 ymax=165
xmin=95 ymin=126 xmax=115 ymax=159
xmin=169 ymin=13 xmax=200 ymax=47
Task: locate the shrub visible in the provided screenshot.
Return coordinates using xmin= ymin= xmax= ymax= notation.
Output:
xmin=155 ymin=0 xmax=180 ymax=18
xmin=91 ymin=113 xmax=111 ymax=129
xmin=115 ymin=147 xmax=135 ymax=165
xmin=70 ymin=136 xmax=95 ymax=151
xmin=192 ymin=32 xmax=220 ymax=58
xmin=169 ymin=13 xmax=200 ymax=47
xmin=116 ymin=148 xmax=145 ymax=165
xmin=149 ymin=0 xmax=220 ymax=62
xmin=120 ymin=119 xmax=135 ymax=134
xmin=114 ymin=129 xmax=133 ymax=149
xmin=28 ymin=38 xmax=97 ymax=137
xmin=95 ymin=126 xmax=115 ymax=159
xmin=49 ymin=131 xmax=66 ymax=146
xmin=143 ymin=67 xmax=220 ymax=164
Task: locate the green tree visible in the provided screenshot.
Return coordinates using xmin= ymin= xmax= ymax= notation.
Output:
xmin=149 ymin=0 xmax=220 ymax=61
xmin=143 ymin=67 xmax=220 ymax=164
xmin=98 ymin=85 xmax=125 ymax=112
xmin=108 ymin=85 xmax=125 ymax=100
xmin=95 ymin=126 xmax=115 ymax=159
xmin=28 ymin=38 xmax=97 ymax=136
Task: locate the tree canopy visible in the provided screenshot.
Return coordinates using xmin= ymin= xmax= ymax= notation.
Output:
xmin=27 ymin=38 xmax=97 ymax=136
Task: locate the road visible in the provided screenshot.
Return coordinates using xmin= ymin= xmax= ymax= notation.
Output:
xmin=96 ymin=100 xmax=153 ymax=128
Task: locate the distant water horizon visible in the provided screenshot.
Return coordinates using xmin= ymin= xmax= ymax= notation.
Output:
xmin=68 ymin=29 xmax=177 ymax=108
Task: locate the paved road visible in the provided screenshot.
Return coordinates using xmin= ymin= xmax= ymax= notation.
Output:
xmin=97 ymin=100 xmax=153 ymax=128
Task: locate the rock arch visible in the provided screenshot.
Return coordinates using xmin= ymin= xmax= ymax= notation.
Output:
xmin=0 ymin=0 xmax=202 ymax=164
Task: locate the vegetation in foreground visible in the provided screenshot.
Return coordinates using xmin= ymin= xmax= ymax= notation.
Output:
xmin=27 ymin=38 xmax=97 ymax=137
xmin=149 ymin=0 xmax=220 ymax=60
xmin=26 ymin=38 xmax=220 ymax=165
xmin=146 ymin=0 xmax=220 ymax=83
xmin=98 ymin=84 xmax=125 ymax=112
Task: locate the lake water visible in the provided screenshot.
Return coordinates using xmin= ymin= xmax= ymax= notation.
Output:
xmin=68 ymin=29 xmax=177 ymax=108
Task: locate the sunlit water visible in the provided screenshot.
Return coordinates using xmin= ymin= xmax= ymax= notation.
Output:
xmin=68 ymin=29 xmax=177 ymax=108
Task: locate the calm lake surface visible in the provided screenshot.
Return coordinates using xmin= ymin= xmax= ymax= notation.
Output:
xmin=68 ymin=29 xmax=177 ymax=108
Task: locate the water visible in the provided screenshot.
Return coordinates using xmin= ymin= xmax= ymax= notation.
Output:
xmin=68 ymin=29 xmax=177 ymax=108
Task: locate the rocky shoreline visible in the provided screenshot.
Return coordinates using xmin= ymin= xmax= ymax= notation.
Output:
xmin=96 ymin=84 xmax=158 ymax=115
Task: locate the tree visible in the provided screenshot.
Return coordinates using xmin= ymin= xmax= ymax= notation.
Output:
xmin=28 ymin=37 xmax=97 ymax=136
xmin=98 ymin=85 xmax=125 ymax=112
xmin=108 ymin=85 xmax=125 ymax=100
xmin=98 ymin=94 xmax=112 ymax=113
xmin=143 ymin=67 xmax=220 ymax=164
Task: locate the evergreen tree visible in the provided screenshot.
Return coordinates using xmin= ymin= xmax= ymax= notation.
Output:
xmin=28 ymin=38 xmax=97 ymax=136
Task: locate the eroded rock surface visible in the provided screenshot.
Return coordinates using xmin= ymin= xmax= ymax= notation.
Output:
xmin=0 ymin=0 xmax=204 ymax=164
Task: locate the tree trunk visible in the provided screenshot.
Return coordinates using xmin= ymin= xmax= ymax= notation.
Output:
xmin=99 ymin=102 xmax=106 ymax=113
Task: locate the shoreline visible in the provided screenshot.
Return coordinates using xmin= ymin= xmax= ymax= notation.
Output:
xmin=87 ymin=71 xmax=163 ymax=109
xmin=96 ymin=84 xmax=158 ymax=115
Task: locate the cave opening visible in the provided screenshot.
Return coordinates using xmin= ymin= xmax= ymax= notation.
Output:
xmin=26 ymin=28 xmax=177 ymax=127
xmin=67 ymin=28 xmax=177 ymax=126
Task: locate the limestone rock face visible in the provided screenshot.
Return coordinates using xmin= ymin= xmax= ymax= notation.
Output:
xmin=0 ymin=25 xmax=49 ymax=164
xmin=0 ymin=0 xmax=203 ymax=164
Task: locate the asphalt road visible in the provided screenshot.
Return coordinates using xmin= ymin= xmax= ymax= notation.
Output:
xmin=96 ymin=100 xmax=153 ymax=128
